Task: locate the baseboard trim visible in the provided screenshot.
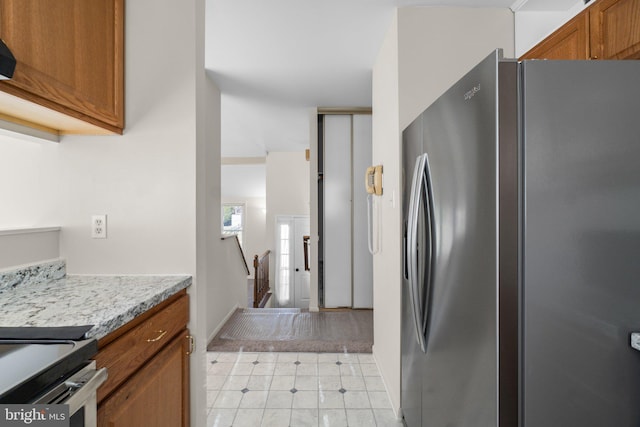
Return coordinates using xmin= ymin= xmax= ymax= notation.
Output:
xmin=372 ymin=344 xmax=402 ymax=420
xmin=207 ymin=304 xmax=239 ymax=345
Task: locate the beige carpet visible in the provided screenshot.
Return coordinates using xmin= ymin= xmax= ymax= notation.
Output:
xmin=207 ymin=308 xmax=373 ymax=353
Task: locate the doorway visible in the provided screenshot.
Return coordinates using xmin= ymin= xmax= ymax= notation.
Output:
xmin=318 ymin=112 xmax=373 ymax=309
xmin=274 ymin=215 xmax=311 ymax=308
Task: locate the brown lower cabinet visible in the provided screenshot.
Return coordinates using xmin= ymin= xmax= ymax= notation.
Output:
xmin=97 ymin=334 xmax=190 ymax=427
xmin=95 ymin=290 xmax=190 ymax=427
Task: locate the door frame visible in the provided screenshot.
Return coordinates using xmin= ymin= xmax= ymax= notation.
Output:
xmin=316 ymin=110 xmax=374 ymax=309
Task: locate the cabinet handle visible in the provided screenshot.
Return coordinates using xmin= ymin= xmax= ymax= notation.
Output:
xmin=146 ymin=330 xmax=168 ymax=342
xmin=186 ymin=335 xmax=195 ymax=355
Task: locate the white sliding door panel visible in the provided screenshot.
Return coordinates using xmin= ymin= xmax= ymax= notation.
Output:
xmin=352 ymin=114 xmax=373 ymax=308
xmin=323 ymin=115 xmax=352 ymax=308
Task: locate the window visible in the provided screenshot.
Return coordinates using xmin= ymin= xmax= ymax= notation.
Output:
xmin=276 ymin=221 xmax=291 ymax=307
xmin=222 ymin=204 xmax=244 ymax=246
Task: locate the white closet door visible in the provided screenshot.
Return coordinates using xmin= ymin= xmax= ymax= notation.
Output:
xmin=352 ymin=114 xmax=373 ymax=308
xmin=323 ymin=115 xmax=352 ymax=308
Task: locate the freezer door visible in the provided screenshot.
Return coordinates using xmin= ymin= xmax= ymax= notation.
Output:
xmin=401 ymin=115 xmax=424 ymax=427
xmin=419 ymin=51 xmax=500 ymax=425
xmin=521 ymin=60 xmax=640 ymax=427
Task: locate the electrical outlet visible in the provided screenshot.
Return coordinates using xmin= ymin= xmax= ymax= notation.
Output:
xmin=91 ymin=215 xmax=107 ymax=239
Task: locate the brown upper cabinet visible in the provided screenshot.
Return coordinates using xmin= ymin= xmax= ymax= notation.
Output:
xmin=521 ymin=0 xmax=640 ymax=61
xmin=590 ymin=0 xmax=640 ymax=59
xmin=0 ymin=0 xmax=124 ymax=136
xmin=522 ymin=11 xmax=590 ymax=60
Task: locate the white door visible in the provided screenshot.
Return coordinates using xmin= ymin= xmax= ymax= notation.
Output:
xmin=294 ymin=217 xmax=311 ymax=308
xmin=321 ymin=114 xmax=373 ymax=309
xmin=275 ymin=215 xmax=311 ymax=309
xmin=352 ymin=114 xmax=373 ymax=308
xmin=323 ymin=115 xmax=352 ymax=308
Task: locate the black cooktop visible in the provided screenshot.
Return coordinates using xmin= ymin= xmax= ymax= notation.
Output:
xmin=0 ymin=326 xmax=93 ymax=341
xmin=0 ymin=338 xmax=97 ymax=403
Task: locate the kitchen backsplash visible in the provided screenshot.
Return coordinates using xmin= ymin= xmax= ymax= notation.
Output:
xmin=0 ymin=227 xmax=61 ymax=269
xmin=0 ymin=259 xmax=66 ymax=294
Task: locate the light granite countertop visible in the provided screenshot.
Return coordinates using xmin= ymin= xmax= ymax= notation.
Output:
xmin=0 ymin=267 xmax=191 ymax=340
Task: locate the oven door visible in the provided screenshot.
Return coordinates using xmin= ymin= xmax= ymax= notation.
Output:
xmin=33 ymin=361 xmax=107 ymax=427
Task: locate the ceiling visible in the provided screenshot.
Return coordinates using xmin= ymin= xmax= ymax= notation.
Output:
xmin=205 ymin=0 xmax=581 ymax=184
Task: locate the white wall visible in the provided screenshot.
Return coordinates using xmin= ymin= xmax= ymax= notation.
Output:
xmin=56 ymin=14 xmax=197 ymax=274
xmin=515 ymin=1 xmax=586 ymax=56
xmin=221 ymin=163 xmax=266 ymax=199
xmin=221 ymin=162 xmax=267 ymax=276
xmin=0 ymin=228 xmax=60 ymax=269
xmin=371 ymin=10 xmax=401 ymax=414
xmin=222 ymin=196 xmax=267 ymax=277
xmin=210 ymin=236 xmax=248 ymax=325
xmin=266 ymin=151 xmax=310 ymax=244
xmin=266 ymin=151 xmax=310 ymax=304
xmin=398 ymin=8 xmax=515 ymax=129
xmin=0 ymin=137 xmax=63 ymax=228
xmin=0 ymin=3 xmax=202 ymax=268
xmin=372 ymin=6 xmax=514 ymax=414
xmin=0 ymin=1 xmax=219 ymax=425
xmin=196 ymin=21 xmax=219 ymax=427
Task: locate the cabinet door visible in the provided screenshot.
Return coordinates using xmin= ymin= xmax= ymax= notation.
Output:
xmin=351 ymin=114 xmax=373 ymax=309
xmin=590 ymin=0 xmax=640 ymax=59
xmin=97 ymin=333 xmax=190 ymax=427
xmin=0 ymin=0 xmax=124 ymax=132
xmin=521 ymin=11 xmax=590 ymax=60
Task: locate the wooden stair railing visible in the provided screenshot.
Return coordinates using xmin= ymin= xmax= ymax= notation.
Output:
xmin=253 ymin=250 xmax=271 ymax=308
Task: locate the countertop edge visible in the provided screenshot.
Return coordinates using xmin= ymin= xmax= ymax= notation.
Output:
xmin=84 ymin=276 xmax=192 ymax=341
xmin=0 ymin=274 xmax=193 ymax=342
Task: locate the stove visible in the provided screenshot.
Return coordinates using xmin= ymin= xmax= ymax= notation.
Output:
xmin=0 ymin=328 xmax=107 ymax=427
xmin=0 ymin=339 xmax=97 ymax=403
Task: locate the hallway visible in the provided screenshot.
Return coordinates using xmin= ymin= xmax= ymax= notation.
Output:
xmin=206 ymin=351 xmax=402 ymax=426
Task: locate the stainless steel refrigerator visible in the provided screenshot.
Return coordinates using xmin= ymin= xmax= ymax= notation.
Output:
xmin=401 ymin=50 xmax=640 ymax=427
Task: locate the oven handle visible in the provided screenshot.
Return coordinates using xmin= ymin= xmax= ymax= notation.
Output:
xmin=64 ymin=365 xmax=108 ymax=415
xmin=32 ymin=361 xmax=107 ymax=427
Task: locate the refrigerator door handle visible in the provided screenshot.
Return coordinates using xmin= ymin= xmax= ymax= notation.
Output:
xmin=403 ymin=223 xmax=409 ymax=280
xmin=407 ymin=154 xmax=428 ymax=353
xmin=421 ymin=154 xmax=436 ymax=341
xmin=631 ymin=333 xmax=640 ymax=351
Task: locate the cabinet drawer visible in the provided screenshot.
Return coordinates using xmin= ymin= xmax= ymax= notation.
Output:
xmin=95 ymin=294 xmax=189 ymax=402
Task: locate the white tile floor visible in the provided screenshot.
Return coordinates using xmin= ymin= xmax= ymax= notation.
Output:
xmin=207 ymin=351 xmax=404 ymax=427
